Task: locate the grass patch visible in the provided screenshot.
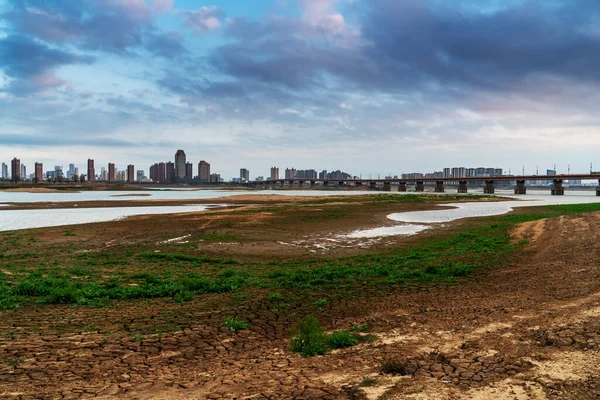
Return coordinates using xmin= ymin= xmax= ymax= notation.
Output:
xmin=224 ymin=316 xmax=249 ymax=331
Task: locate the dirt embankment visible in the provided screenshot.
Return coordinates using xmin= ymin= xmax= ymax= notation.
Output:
xmin=1 ymin=212 xmax=599 ymax=399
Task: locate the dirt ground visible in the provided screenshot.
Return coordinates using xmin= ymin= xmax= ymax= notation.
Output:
xmin=1 ymin=209 xmax=599 ymax=399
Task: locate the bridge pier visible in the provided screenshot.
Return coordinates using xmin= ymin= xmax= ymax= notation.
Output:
xmin=338 ymin=181 xmax=344 ymax=186
xmin=434 ymin=181 xmax=445 ymax=193
xmin=597 ymin=180 xmax=600 ymax=196
xmin=458 ymin=181 xmax=468 ymax=194
xmin=415 ymin=182 xmax=425 ymax=192
xmin=369 ymin=182 xmax=377 ymax=190
xmin=515 ymin=180 xmax=527 ymax=195
xmin=551 ymin=179 xmax=564 ymax=195
xmin=398 ymin=182 xmax=407 ymax=192
xmin=298 ymin=180 xmax=304 ymax=187
xmin=355 ymin=181 xmax=362 ymax=186
xmin=310 ymin=181 xmax=315 ymax=187
xmin=484 ymin=180 xmax=495 ymax=194
xmin=323 ymin=181 xmax=329 ymax=187
xmin=383 ymin=182 xmax=391 ymax=192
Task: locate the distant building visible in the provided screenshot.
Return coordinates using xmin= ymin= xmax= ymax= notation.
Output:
xmin=35 ymin=163 xmax=43 ymax=183
xmin=68 ymin=163 xmax=75 ymax=179
xmin=319 ymin=170 xmax=328 ymax=180
xmin=108 ymin=163 xmax=116 ymax=181
xmin=20 ymin=164 xmax=26 ymax=180
xmin=127 ymin=165 xmax=135 ymax=183
xmin=166 ymin=162 xmax=175 ymax=183
xmin=240 ymin=168 xmax=250 ymax=182
xmin=87 ymin=159 xmax=95 ymax=182
xmin=198 ymin=161 xmax=210 ymax=183
xmin=546 ymin=169 xmax=556 ymax=185
xmin=285 ymin=168 xmax=296 ymax=179
xmin=1 ymin=163 xmax=8 ymax=180
xmin=175 ymin=150 xmax=186 ymax=181
xmin=186 ymin=162 xmax=193 ymax=181
xmin=74 ymin=167 xmax=79 ymax=178
xmin=11 ymin=158 xmax=20 ymax=181
xmin=270 ymin=167 xmax=279 ymax=180
xmin=443 ymin=168 xmax=451 ymax=178
xmin=136 ymin=170 xmax=144 ymax=182
xmin=54 ymin=165 xmax=63 ymax=179
xmin=158 ymin=162 xmax=166 ymax=183
xmin=210 ymin=173 xmax=221 ymax=183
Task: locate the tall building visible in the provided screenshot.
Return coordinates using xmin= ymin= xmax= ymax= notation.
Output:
xmin=11 ymin=158 xmax=21 ymax=181
xmin=186 ymin=162 xmax=193 ymax=181
xmin=210 ymin=173 xmax=221 ymax=183
xmin=240 ymin=168 xmax=250 ymax=182
xmin=198 ymin=161 xmax=210 ymax=182
xmin=108 ymin=163 xmax=116 ymax=181
xmin=270 ymin=167 xmax=279 ymax=180
xmin=136 ymin=170 xmax=144 ymax=182
xmin=166 ymin=162 xmax=175 ymax=183
xmin=285 ymin=168 xmax=296 ymax=179
xmin=35 ymin=163 xmax=43 ymax=183
xmin=74 ymin=167 xmax=79 ymax=178
xmin=87 ymin=159 xmax=95 ymax=182
xmin=67 ymin=164 xmax=75 ymax=179
xmin=175 ymin=150 xmax=186 ymax=181
xmin=20 ymin=164 xmax=26 ymax=180
xmin=54 ymin=165 xmax=63 ymax=179
xmin=1 ymin=163 xmax=8 ymax=180
xmin=127 ymin=165 xmax=135 ymax=183
xmin=158 ymin=162 xmax=166 ymax=183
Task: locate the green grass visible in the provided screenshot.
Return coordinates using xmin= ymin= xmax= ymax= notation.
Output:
xmin=224 ymin=316 xmax=249 ymax=331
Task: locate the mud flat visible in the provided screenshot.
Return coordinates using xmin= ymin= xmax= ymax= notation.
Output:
xmin=0 ymin=194 xmax=599 ymax=399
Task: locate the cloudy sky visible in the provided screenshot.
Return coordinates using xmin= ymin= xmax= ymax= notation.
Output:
xmin=1 ymin=0 xmax=600 ymax=179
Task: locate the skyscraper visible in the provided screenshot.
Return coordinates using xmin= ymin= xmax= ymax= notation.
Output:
xmin=68 ymin=164 xmax=75 ymax=179
xmin=20 ymin=164 xmax=26 ymax=180
xmin=240 ymin=168 xmax=250 ymax=182
xmin=158 ymin=162 xmax=166 ymax=183
xmin=35 ymin=163 xmax=43 ymax=183
xmin=166 ymin=162 xmax=175 ymax=183
xmin=11 ymin=158 xmax=21 ymax=181
xmin=108 ymin=163 xmax=116 ymax=181
xmin=186 ymin=162 xmax=193 ymax=181
xmin=127 ymin=165 xmax=135 ymax=183
xmin=87 ymin=159 xmax=95 ymax=182
xmin=136 ymin=170 xmax=144 ymax=182
xmin=175 ymin=150 xmax=186 ymax=181
xmin=198 ymin=161 xmax=210 ymax=183
xmin=270 ymin=167 xmax=279 ymax=180
xmin=1 ymin=163 xmax=8 ymax=180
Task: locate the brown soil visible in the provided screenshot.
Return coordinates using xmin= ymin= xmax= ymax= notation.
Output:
xmin=1 ymin=212 xmax=599 ymax=399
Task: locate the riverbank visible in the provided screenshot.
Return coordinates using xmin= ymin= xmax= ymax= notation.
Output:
xmin=1 ymin=196 xmax=599 ymax=399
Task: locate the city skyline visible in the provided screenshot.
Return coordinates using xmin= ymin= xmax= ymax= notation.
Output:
xmin=1 ymin=1 xmax=600 ymax=178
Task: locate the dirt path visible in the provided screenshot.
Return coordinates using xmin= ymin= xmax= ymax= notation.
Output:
xmin=1 ymin=213 xmax=599 ymax=399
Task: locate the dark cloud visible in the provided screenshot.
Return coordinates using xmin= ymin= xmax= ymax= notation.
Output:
xmin=0 ymin=34 xmax=93 ymax=94
xmin=169 ymin=0 xmax=600 ymax=104
xmin=2 ymin=0 xmax=186 ymax=56
xmin=145 ymin=31 xmax=187 ymax=58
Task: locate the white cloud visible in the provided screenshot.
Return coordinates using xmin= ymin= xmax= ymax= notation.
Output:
xmin=182 ymin=6 xmax=224 ymax=34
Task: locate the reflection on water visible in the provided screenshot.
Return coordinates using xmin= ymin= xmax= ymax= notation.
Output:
xmin=0 ymin=205 xmax=217 ymax=232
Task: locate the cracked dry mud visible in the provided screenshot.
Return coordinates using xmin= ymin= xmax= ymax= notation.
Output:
xmin=1 ymin=213 xmax=600 ymax=399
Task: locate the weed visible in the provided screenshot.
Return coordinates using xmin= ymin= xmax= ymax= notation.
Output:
xmin=290 ymin=315 xmax=329 ymax=357
xmin=327 ymin=330 xmax=358 ymax=349
xmin=313 ymin=298 xmax=327 ymax=307
xmin=130 ymin=335 xmax=144 ymax=342
xmin=7 ymin=358 xmax=23 ymax=367
xmin=350 ymin=324 xmax=369 ymax=333
xmin=174 ymin=291 xmax=194 ymax=304
xmin=64 ymin=230 xmax=75 ymax=237
xmin=359 ymin=378 xmax=377 ymax=387
xmin=266 ymin=292 xmax=283 ymax=301
xmin=224 ymin=316 xmax=249 ymax=331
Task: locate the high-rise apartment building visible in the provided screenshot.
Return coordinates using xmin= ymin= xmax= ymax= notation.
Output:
xmin=87 ymin=159 xmax=95 ymax=182
xmin=68 ymin=164 xmax=75 ymax=179
xmin=285 ymin=168 xmax=296 ymax=179
xmin=127 ymin=165 xmax=135 ymax=183
xmin=35 ymin=163 xmax=43 ymax=183
xmin=108 ymin=163 xmax=116 ymax=181
xmin=158 ymin=162 xmax=166 ymax=183
xmin=20 ymin=164 xmax=26 ymax=180
xmin=175 ymin=150 xmax=186 ymax=181
xmin=166 ymin=162 xmax=175 ymax=183
xmin=198 ymin=161 xmax=210 ymax=182
xmin=1 ymin=163 xmax=8 ymax=180
xmin=270 ymin=167 xmax=279 ymax=180
xmin=136 ymin=170 xmax=144 ymax=182
xmin=240 ymin=168 xmax=249 ymax=182
xmin=210 ymin=173 xmax=221 ymax=183
xmin=186 ymin=162 xmax=193 ymax=181
xmin=11 ymin=158 xmax=20 ymax=181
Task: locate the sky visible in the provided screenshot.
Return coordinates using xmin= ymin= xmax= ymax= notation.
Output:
xmin=1 ymin=0 xmax=600 ymax=179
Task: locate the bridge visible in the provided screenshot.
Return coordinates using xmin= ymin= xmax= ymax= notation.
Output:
xmin=249 ymin=174 xmax=600 ymax=196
